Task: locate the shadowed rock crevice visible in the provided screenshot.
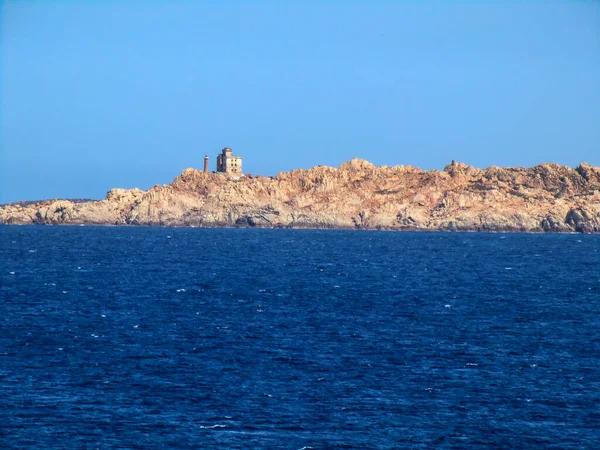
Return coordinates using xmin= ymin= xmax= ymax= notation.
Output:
xmin=2 ymin=159 xmax=599 ymax=233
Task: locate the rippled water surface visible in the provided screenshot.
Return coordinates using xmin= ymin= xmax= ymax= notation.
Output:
xmin=1 ymin=226 xmax=599 ymax=449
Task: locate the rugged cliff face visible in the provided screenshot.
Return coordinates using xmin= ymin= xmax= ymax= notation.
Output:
xmin=2 ymin=159 xmax=600 ymax=233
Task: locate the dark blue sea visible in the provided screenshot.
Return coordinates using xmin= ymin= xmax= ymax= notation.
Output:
xmin=1 ymin=227 xmax=599 ymax=449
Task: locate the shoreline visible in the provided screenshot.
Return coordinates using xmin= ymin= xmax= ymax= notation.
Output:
xmin=0 ymin=221 xmax=590 ymax=235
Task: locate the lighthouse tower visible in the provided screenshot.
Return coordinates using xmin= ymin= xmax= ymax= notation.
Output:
xmin=204 ymin=154 xmax=209 ymax=173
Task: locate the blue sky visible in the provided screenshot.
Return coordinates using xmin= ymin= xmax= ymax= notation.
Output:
xmin=1 ymin=0 xmax=599 ymax=203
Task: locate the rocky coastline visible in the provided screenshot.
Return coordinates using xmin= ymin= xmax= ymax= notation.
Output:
xmin=2 ymin=159 xmax=600 ymax=233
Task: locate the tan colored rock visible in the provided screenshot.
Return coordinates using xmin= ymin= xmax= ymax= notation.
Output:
xmin=1 ymin=160 xmax=599 ymax=233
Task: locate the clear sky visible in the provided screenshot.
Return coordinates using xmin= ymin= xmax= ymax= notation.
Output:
xmin=1 ymin=0 xmax=599 ymax=203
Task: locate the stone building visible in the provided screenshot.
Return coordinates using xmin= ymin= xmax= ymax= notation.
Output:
xmin=216 ymin=147 xmax=242 ymax=175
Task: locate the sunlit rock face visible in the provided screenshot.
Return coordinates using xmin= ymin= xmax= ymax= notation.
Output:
xmin=2 ymin=159 xmax=600 ymax=233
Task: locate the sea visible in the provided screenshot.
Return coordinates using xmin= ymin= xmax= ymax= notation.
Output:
xmin=1 ymin=226 xmax=599 ymax=449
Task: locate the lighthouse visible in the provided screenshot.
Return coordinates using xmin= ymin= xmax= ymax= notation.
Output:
xmin=216 ymin=147 xmax=242 ymax=175
xmin=204 ymin=154 xmax=209 ymax=173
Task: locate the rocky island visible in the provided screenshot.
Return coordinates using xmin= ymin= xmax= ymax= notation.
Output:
xmin=2 ymin=159 xmax=600 ymax=233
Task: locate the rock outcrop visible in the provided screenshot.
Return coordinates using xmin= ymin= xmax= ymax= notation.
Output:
xmin=2 ymin=160 xmax=600 ymax=233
